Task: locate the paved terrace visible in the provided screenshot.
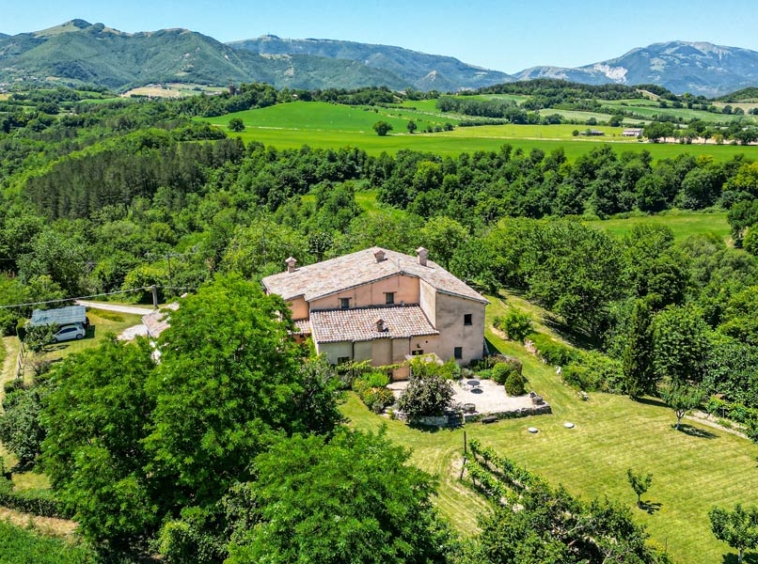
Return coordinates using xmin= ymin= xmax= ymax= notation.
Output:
xmin=388 ymin=378 xmax=536 ymax=415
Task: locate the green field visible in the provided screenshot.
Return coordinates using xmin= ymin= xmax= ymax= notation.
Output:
xmin=343 ymin=294 xmax=758 ymax=564
xmin=587 ymin=210 xmax=731 ymax=242
xmin=202 ymin=101 xmax=758 ymax=163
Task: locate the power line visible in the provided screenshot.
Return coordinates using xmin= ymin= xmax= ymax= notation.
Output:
xmin=0 ymin=287 xmax=153 ymax=310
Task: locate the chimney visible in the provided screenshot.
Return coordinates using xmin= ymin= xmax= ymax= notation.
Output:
xmin=416 ymin=247 xmax=428 ymax=267
xmin=375 ymin=318 xmax=386 ymax=332
xmin=373 ymin=249 xmax=386 ymax=263
xmin=285 ymin=256 xmax=297 ymax=273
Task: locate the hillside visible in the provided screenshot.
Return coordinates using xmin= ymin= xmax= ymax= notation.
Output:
xmin=228 ymin=35 xmax=514 ymax=91
xmin=517 ymin=41 xmax=758 ymax=97
xmin=0 ymin=20 xmax=407 ymax=91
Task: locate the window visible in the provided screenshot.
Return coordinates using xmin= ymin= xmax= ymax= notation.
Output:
xmin=411 ymin=349 xmax=424 ymax=356
xmin=337 ymin=356 xmax=351 ymax=364
xmin=464 ymin=314 xmax=473 ymax=326
xmin=454 ymin=347 xmax=463 ymax=360
xmin=340 ymin=298 xmax=350 ymax=309
xmin=385 ymin=292 xmax=395 ymax=305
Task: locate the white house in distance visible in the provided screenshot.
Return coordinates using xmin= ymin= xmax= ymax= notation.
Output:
xmin=262 ymin=247 xmax=488 ymax=379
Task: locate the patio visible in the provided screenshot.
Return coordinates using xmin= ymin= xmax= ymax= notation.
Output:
xmin=388 ymin=378 xmax=546 ymax=419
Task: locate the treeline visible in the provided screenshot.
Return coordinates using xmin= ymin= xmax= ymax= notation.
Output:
xmin=436 ymin=96 xmax=531 ymax=122
xmin=475 ymin=78 xmax=650 ymax=101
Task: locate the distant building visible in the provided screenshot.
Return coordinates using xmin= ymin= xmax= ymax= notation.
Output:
xmin=622 ymin=128 xmax=644 ymax=137
xmin=262 ymin=247 xmax=488 ymax=379
xmin=580 ymin=129 xmax=605 ymax=136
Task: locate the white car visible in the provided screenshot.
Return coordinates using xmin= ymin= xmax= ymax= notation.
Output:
xmin=53 ymin=325 xmax=86 ymax=342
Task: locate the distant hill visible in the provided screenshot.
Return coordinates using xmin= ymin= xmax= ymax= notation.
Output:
xmin=716 ymin=87 xmax=758 ymax=102
xmin=516 ymin=41 xmax=758 ymax=97
xmin=0 ymin=20 xmax=408 ymax=91
xmin=228 ymin=35 xmax=514 ymax=92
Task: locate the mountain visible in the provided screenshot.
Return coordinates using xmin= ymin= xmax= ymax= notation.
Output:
xmin=516 ymin=41 xmax=758 ymax=97
xmin=0 ymin=20 xmax=409 ymax=91
xmin=228 ymin=35 xmax=514 ymax=92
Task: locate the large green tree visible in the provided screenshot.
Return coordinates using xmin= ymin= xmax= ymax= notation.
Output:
xmin=709 ymin=504 xmax=758 ymax=564
xmin=226 ymin=429 xmax=451 ymax=564
xmin=622 ymin=299 xmax=656 ymax=399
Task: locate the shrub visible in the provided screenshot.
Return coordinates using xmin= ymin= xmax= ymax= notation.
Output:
xmin=0 ymin=478 xmax=68 ymax=518
xmin=530 ymin=334 xmax=577 ymax=366
xmin=562 ymin=351 xmax=624 ymax=393
xmin=397 ymin=375 xmax=454 ymax=419
xmin=352 ymin=371 xmax=395 ymax=413
xmin=492 ymin=362 xmax=517 ymax=385
xmin=505 ymin=371 xmax=527 ymax=396
xmin=495 ymin=310 xmax=533 ymax=343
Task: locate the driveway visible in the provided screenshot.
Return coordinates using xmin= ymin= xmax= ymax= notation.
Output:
xmin=75 ymin=300 xmax=155 ymax=316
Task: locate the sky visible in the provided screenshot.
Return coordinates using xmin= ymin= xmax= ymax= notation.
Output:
xmin=3 ymin=0 xmax=758 ymax=73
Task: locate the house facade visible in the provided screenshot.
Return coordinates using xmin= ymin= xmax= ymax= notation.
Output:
xmin=262 ymin=247 xmax=488 ymax=379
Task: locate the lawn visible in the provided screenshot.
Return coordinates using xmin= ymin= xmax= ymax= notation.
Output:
xmin=342 ymin=294 xmax=758 ymax=564
xmin=587 ymin=210 xmax=731 ymax=242
xmin=201 ymin=101 xmax=758 ymax=163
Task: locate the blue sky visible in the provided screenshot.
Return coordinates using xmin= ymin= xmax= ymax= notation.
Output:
xmin=3 ymin=0 xmax=758 ymax=73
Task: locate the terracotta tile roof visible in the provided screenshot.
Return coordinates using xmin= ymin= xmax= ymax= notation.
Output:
xmin=293 ymin=318 xmax=312 ymax=334
xmin=141 ymin=302 xmax=179 ymax=339
xmin=262 ymin=247 xmax=488 ymax=305
xmin=310 ymin=305 xmax=439 ymax=344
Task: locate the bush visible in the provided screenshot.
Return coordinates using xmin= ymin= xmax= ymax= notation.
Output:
xmin=397 ymin=375 xmax=455 ymax=419
xmin=352 ymin=371 xmax=395 ymax=413
xmin=492 ymin=362 xmax=517 ymax=385
xmin=0 ymin=478 xmax=68 ymax=518
xmin=530 ymin=334 xmax=577 ymax=366
xmin=562 ymin=351 xmax=624 ymax=393
xmin=495 ymin=310 xmax=533 ymax=343
xmin=505 ymin=371 xmax=527 ymax=396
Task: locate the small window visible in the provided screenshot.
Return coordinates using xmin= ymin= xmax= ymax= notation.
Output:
xmin=454 ymin=347 xmax=463 ymax=360
xmin=411 ymin=349 xmax=424 ymax=356
xmin=337 ymin=356 xmax=351 ymax=364
xmin=385 ymin=292 xmax=395 ymax=305
xmin=340 ymin=298 xmax=350 ymax=309
xmin=464 ymin=314 xmax=473 ymax=326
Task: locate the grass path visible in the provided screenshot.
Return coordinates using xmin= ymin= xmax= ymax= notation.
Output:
xmin=342 ymin=294 xmax=758 ymax=564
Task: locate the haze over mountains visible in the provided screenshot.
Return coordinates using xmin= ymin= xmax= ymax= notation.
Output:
xmin=1 ymin=20 xmax=757 ymax=96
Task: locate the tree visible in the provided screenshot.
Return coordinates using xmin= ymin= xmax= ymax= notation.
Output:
xmin=41 ymin=336 xmax=159 ymax=548
xmin=626 ymin=468 xmax=653 ymax=507
xmin=397 ymin=374 xmax=455 ymax=420
xmin=661 ymin=384 xmax=704 ymax=430
xmin=373 ymin=121 xmax=393 ymax=136
xmin=622 ymin=300 xmax=656 ymax=399
xmin=0 ymin=387 xmax=45 ymax=470
xmin=653 ymin=305 xmax=710 ymax=386
xmin=407 ymin=120 xmax=417 ymax=134
xmin=228 ymin=117 xmax=245 ymax=132
xmin=709 ymin=504 xmax=758 ymax=564
xmin=225 ymin=429 xmax=452 ymax=564
xmin=144 ymin=275 xmax=327 ymax=509
xmin=420 ymin=216 xmax=469 ymax=269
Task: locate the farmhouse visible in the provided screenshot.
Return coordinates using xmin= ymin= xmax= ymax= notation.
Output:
xmin=622 ymin=128 xmax=644 ymax=137
xmin=262 ymin=247 xmax=488 ymax=378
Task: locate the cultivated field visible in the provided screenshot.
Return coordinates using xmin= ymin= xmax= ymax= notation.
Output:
xmin=343 ymin=294 xmax=758 ymax=564
xmin=203 ymin=101 xmax=758 ymax=162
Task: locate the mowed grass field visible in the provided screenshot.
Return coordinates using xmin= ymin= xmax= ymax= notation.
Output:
xmin=342 ymin=294 xmax=758 ymax=564
xmin=202 ymin=101 xmax=758 ymax=163
xmin=587 ymin=210 xmax=731 ymax=242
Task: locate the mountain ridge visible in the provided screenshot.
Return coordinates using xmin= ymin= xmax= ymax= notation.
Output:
xmin=1 ymin=21 xmax=758 ymax=96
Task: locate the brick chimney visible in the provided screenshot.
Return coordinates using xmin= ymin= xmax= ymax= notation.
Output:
xmin=375 ymin=318 xmax=386 ymax=332
xmin=416 ymin=247 xmax=428 ymax=267
xmin=374 ymin=249 xmax=386 ymax=263
xmin=285 ymin=256 xmax=297 ymax=273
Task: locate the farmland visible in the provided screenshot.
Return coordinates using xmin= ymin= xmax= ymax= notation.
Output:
xmin=202 ymin=100 xmax=758 ymax=162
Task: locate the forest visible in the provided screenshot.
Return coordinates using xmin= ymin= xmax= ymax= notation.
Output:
xmin=2 ymin=83 xmax=758 ymax=562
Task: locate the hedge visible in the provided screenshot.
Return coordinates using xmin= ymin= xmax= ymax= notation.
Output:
xmin=0 ymin=477 xmax=70 ymax=519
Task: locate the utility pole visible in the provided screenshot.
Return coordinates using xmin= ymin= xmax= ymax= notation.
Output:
xmin=151 ymin=285 xmax=158 ymax=309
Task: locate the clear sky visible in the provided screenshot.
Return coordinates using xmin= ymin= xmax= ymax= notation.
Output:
xmin=3 ymin=0 xmax=758 ymax=73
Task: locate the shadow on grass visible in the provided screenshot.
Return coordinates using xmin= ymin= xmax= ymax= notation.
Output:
xmin=722 ymin=552 xmax=758 ymax=564
xmin=677 ymin=424 xmax=718 ymax=439
xmin=633 ymin=396 xmax=669 ymax=409
xmin=639 ymin=500 xmax=662 ymax=515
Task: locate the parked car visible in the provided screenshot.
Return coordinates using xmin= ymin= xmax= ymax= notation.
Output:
xmin=53 ymin=325 xmax=86 ymax=342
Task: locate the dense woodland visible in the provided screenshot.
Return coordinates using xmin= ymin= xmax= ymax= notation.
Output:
xmin=2 ymin=83 xmax=758 ymax=562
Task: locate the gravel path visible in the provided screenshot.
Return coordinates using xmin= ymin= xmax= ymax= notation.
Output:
xmin=75 ymin=300 xmax=155 ymax=315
